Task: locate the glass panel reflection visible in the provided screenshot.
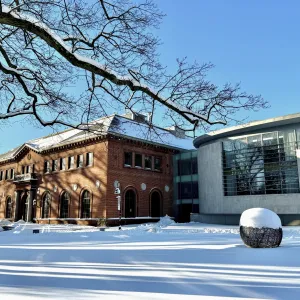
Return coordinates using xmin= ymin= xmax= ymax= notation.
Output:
xmin=223 ymin=130 xmax=299 ymax=196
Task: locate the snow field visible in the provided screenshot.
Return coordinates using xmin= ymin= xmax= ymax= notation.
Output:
xmin=0 ymin=219 xmax=299 ymax=299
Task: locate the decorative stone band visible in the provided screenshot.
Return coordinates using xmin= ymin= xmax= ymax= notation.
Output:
xmin=240 ymin=226 xmax=283 ymax=248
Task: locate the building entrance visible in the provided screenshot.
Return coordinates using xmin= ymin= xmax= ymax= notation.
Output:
xmin=150 ymin=191 xmax=161 ymax=217
xmin=19 ymin=192 xmax=29 ymax=221
xmin=125 ymin=190 xmax=136 ymax=218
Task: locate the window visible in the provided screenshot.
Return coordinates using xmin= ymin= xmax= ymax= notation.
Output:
xmin=52 ymin=159 xmax=58 ymax=172
xmin=77 ymin=154 xmax=84 ymax=168
xmin=178 ymin=182 xmax=198 ymax=199
xmin=60 ymin=192 xmax=70 ymax=218
xmin=223 ymin=131 xmax=300 ymax=196
xmin=0 ymin=171 xmax=2 ymax=181
xmin=145 ymin=155 xmax=152 ymax=169
xmin=44 ymin=161 xmax=50 ymax=173
xmin=42 ymin=192 xmax=51 ymax=218
xmin=32 ymin=164 xmax=35 ymax=173
xmin=192 ymin=157 xmax=198 ymax=174
xmin=124 ymin=152 xmax=132 ymax=166
xmin=81 ymin=190 xmax=91 ymax=218
xmin=60 ymin=158 xmax=66 ymax=171
xmin=5 ymin=170 xmax=8 ymax=180
xmin=22 ymin=165 xmax=31 ymax=174
xmin=68 ymin=156 xmax=75 ymax=169
xmin=178 ymin=159 xmax=192 ymax=176
xmin=10 ymin=169 xmax=14 ymax=179
xmin=26 ymin=165 xmax=31 ymax=174
xmin=86 ymin=152 xmax=93 ymax=166
xmin=135 ymin=153 xmax=142 ymax=168
xmin=5 ymin=196 xmax=12 ymax=219
xmin=154 ymin=157 xmax=162 ymax=171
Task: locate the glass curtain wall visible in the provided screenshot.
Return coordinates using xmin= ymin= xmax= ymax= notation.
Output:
xmin=223 ymin=129 xmax=300 ymax=196
xmin=173 ymin=150 xmax=198 ymax=222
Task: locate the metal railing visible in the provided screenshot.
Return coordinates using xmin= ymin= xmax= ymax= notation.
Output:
xmin=13 ymin=173 xmax=37 ymax=182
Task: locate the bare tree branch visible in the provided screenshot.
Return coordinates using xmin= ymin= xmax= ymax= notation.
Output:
xmin=0 ymin=0 xmax=267 ymax=134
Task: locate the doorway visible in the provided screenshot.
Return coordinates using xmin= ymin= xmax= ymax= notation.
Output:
xmin=19 ymin=193 xmax=29 ymax=221
xmin=150 ymin=191 xmax=161 ymax=217
xmin=125 ymin=190 xmax=136 ymax=218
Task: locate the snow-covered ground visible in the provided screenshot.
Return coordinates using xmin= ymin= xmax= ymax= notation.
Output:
xmin=0 ymin=219 xmax=299 ymax=299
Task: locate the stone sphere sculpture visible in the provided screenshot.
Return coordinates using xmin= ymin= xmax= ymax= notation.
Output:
xmin=240 ymin=208 xmax=282 ymax=248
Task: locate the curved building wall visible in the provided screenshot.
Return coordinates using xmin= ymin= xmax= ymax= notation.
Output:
xmin=194 ymin=121 xmax=300 ymax=225
xmin=197 ymin=141 xmax=224 ymax=214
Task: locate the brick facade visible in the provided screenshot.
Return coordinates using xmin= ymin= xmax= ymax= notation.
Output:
xmin=0 ymin=135 xmax=176 ymax=225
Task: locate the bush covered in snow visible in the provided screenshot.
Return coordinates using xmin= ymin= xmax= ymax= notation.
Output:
xmin=0 ymin=219 xmax=13 ymax=226
xmin=240 ymin=208 xmax=282 ymax=248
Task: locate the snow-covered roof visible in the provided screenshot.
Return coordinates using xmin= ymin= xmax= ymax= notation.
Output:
xmin=0 ymin=115 xmax=194 ymax=163
xmin=0 ymin=146 xmax=20 ymax=162
xmin=108 ymin=115 xmax=194 ymax=150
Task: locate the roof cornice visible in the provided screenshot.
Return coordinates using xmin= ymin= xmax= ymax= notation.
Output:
xmin=194 ymin=112 xmax=300 ymax=148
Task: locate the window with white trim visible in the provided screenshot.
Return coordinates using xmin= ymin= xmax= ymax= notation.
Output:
xmin=44 ymin=161 xmax=50 ymax=173
xmin=68 ymin=156 xmax=75 ymax=169
xmin=86 ymin=152 xmax=93 ymax=166
xmin=52 ymin=159 xmax=58 ymax=172
xmin=60 ymin=158 xmax=66 ymax=170
xmin=77 ymin=154 xmax=84 ymax=168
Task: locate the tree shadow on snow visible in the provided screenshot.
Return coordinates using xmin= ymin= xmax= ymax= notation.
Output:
xmin=0 ymin=236 xmax=299 ymax=299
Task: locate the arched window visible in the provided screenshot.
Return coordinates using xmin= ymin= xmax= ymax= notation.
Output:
xmin=81 ymin=190 xmax=91 ymax=218
xmin=60 ymin=192 xmax=70 ymax=218
xmin=5 ymin=196 xmax=12 ymax=219
xmin=42 ymin=192 xmax=51 ymax=218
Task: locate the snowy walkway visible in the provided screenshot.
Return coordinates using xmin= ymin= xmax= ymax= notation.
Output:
xmin=0 ymin=222 xmax=299 ymax=299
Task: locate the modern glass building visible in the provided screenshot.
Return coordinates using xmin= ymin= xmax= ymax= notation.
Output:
xmin=173 ymin=150 xmax=199 ymax=222
xmin=192 ymin=113 xmax=300 ymax=225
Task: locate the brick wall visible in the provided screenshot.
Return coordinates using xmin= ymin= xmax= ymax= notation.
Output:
xmin=106 ymin=138 xmax=174 ymax=219
xmin=0 ymin=136 xmax=175 ymax=222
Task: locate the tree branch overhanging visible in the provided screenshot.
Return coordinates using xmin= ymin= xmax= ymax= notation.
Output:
xmin=0 ymin=0 xmax=267 ymax=134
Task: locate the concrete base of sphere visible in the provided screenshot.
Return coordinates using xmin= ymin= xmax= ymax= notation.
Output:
xmin=240 ymin=226 xmax=283 ymax=248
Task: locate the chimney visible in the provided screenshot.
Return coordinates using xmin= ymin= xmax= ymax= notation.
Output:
xmin=165 ymin=125 xmax=186 ymax=138
xmin=123 ymin=109 xmax=135 ymax=120
xmin=123 ymin=110 xmax=148 ymax=124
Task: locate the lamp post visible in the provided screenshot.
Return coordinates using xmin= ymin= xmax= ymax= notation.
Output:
xmin=117 ymin=195 xmax=121 ymax=230
xmin=114 ymin=181 xmax=121 ymax=230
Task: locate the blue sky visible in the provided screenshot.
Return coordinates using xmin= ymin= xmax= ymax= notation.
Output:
xmin=0 ymin=0 xmax=299 ymax=153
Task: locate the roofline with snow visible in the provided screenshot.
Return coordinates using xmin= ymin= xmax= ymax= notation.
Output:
xmin=107 ymin=132 xmax=188 ymax=151
xmin=193 ymin=113 xmax=300 ymax=148
xmin=0 ymin=114 xmax=191 ymax=164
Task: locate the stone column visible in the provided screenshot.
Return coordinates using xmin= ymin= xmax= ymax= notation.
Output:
xmin=14 ymin=190 xmax=22 ymax=222
xmin=27 ymin=188 xmax=36 ymax=222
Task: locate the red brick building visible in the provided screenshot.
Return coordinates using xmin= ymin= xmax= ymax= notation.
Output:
xmin=0 ymin=113 xmax=193 ymax=225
